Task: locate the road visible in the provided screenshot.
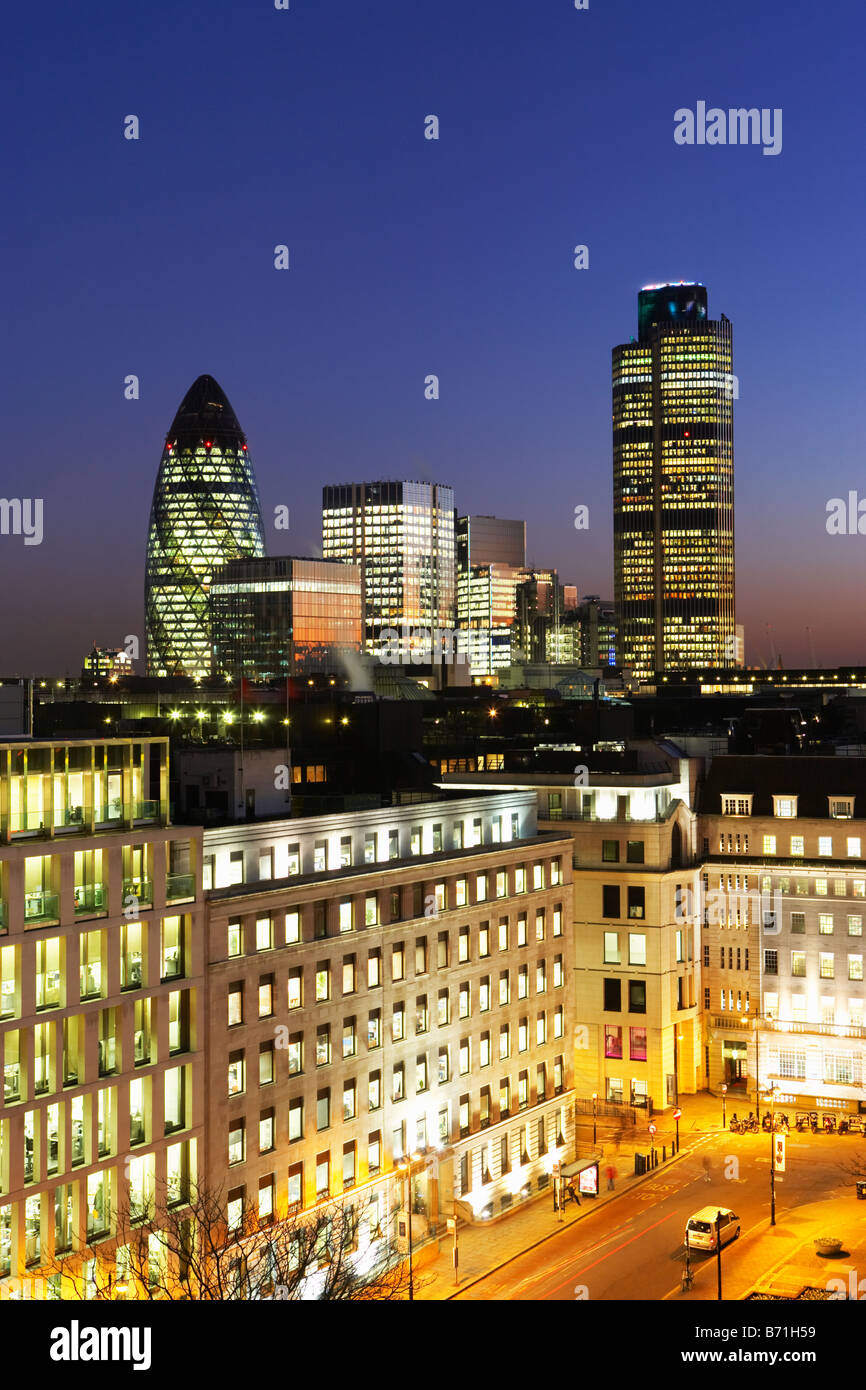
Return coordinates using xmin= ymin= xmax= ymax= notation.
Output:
xmin=453 ymin=1127 xmax=863 ymax=1301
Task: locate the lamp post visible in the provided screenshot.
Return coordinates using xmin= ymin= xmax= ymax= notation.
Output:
xmin=761 ymin=1084 xmax=779 ymax=1227
xmin=721 ymin=1082 xmax=728 ymax=1130
xmin=397 ymin=1152 xmax=425 ymax=1301
xmin=715 ymin=1210 xmax=723 ymax=1300
xmin=591 ymin=1092 xmax=597 ymax=1147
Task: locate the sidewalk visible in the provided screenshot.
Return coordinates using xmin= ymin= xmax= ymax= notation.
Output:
xmin=417 ymin=1091 xmax=721 ymax=1299
xmin=740 ymin=1198 xmax=866 ymax=1300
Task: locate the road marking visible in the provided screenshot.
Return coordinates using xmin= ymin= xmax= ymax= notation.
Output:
xmin=543 ymin=1209 xmax=677 ymax=1299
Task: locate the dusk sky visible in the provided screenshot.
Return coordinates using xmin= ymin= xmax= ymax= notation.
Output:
xmin=5 ymin=0 xmax=865 ymax=673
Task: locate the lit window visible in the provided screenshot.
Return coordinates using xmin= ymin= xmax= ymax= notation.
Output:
xmin=818 ymin=837 xmax=833 ymax=857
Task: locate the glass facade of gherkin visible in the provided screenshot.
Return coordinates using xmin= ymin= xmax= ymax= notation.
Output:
xmin=145 ymin=375 xmax=265 ymax=678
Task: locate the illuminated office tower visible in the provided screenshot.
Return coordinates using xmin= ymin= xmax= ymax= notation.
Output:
xmin=211 ymin=556 xmax=363 ymax=680
xmin=145 ymin=376 xmax=266 ymax=679
xmin=456 ymin=515 xmax=526 ymax=572
xmin=612 ymin=284 xmax=735 ymax=679
xmin=322 ymin=482 xmax=456 ymax=653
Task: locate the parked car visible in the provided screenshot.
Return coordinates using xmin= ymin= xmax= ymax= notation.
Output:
xmin=684 ymin=1207 xmax=741 ymax=1251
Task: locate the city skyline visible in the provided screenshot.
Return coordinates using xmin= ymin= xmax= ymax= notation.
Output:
xmin=4 ymin=0 xmax=866 ymax=672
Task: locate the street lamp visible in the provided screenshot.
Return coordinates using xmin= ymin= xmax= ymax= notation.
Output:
xmin=721 ymin=1082 xmax=728 ymax=1130
xmin=396 ymin=1152 xmax=425 ymax=1301
xmin=760 ymin=1083 xmax=779 ymax=1227
xmin=591 ymin=1092 xmax=597 ymax=1147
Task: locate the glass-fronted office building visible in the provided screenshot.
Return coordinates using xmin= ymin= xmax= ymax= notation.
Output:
xmin=612 ymin=284 xmax=735 ymax=679
xmin=145 ymin=376 xmax=265 ymax=679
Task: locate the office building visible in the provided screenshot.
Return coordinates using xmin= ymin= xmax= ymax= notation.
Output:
xmin=211 ymin=556 xmax=363 ymax=682
xmin=322 ymin=482 xmax=456 ymax=655
xmin=0 ymin=738 xmax=204 ymax=1296
xmin=456 ymin=516 xmax=526 ymax=573
xmin=700 ymin=757 xmax=866 ymax=1113
xmin=203 ymin=792 xmax=574 ymax=1247
xmin=613 ymin=283 xmax=735 ymax=679
xmin=145 ymin=375 xmax=266 ymax=680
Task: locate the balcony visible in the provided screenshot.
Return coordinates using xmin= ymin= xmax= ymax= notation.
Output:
xmin=122 ymin=877 xmax=153 ymax=907
xmin=8 ymin=811 xmax=51 ymax=836
xmin=24 ymin=892 xmax=60 ymax=924
xmin=126 ymin=800 xmax=160 ymax=823
xmin=55 ymin=805 xmax=90 ymax=832
xmin=74 ymin=883 xmax=107 ymax=916
xmin=166 ymin=873 xmax=195 ymax=903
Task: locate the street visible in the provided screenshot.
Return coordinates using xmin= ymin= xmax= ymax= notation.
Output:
xmin=452 ymin=1127 xmax=866 ymax=1301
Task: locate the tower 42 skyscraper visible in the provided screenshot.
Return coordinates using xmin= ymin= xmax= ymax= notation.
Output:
xmin=612 ymin=284 xmax=735 ymax=679
xmin=145 ymin=375 xmax=266 ymax=678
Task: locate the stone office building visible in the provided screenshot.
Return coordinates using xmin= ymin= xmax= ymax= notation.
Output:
xmin=0 ymin=737 xmax=204 ymax=1296
xmin=203 ymin=791 xmax=574 ymax=1271
xmin=700 ymin=756 xmax=866 ymax=1114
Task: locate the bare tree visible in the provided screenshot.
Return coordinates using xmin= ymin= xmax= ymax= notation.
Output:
xmin=43 ymin=1181 xmax=420 ymax=1301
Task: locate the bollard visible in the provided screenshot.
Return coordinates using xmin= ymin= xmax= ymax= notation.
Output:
xmin=662 ymin=1145 xmax=667 ymax=1161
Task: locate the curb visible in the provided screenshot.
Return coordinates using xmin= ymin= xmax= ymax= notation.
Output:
xmin=437 ymin=1128 xmax=714 ymax=1300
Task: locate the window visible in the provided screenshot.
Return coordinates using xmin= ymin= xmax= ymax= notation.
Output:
xmin=830 ymin=798 xmax=854 ymax=819
xmin=819 ymin=953 xmax=834 ymax=979
xmin=628 ymin=980 xmax=646 ymax=1014
xmin=818 ymin=837 xmax=833 ymax=857
xmin=315 ymin=964 xmax=330 ymax=1001
xmin=819 ymin=914 xmax=834 ymax=935
xmin=227 ymin=984 xmax=243 ymax=1027
xmin=603 ymin=931 xmax=620 ymax=964
xmin=789 ymin=835 xmax=804 ymax=856
xmin=316 ymin=1026 xmax=331 ymax=1067
xmin=604 ymin=1024 xmax=622 ymax=1059
xmin=227 ymin=1052 xmax=245 ymax=1096
xmin=518 ymin=965 xmax=528 ymax=999
xmin=256 ymin=916 xmax=273 ymax=952
xmin=456 ymin=878 xmax=468 ymax=908
xmin=515 ymin=866 xmax=526 ymax=894
xmin=368 ymin=949 xmax=381 ymax=988
xmin=626 ymin=841 xmax=645 ymax=864
xmin=517 ymin=916 xmax=527 ymax=947
xmin=288 ymin=968 xmax=302 ymax=1010
xmin=259 ymin=1110 xmax=275 ymax=1153
xmin=773 ymin=796 xmax=797 ymax=818
xmin=848 ymin=955 xmax=863 ymax=981
xmin=392 ymin=1004 xmax=405 ymax=1041
xmin=342 ymin=956 xmax=356 ymax=995
xmin=791 ymin=912 xmax=805 ymax=934
xmin=316 ymin=1091 xmax=330 ymax=1131
xmin=764 ymin=949 xmax=778 ymax=975
xmin=763 ymin=836 xmax=776 ymax=855
xmin=849 ymin=915 xmax=863 ymax=936
xmin=603 ymin=978 xmax=621 ymax=1011
xmin=364 ymin=833 xmax=376 ymax=864
xmin=478 ymin=925 xmax=490 ymax=958
xmin=791 ymin=952 xmax=806 ymax=977
xmin=227 ymin=922 xmax=242 ymax=957
xmin=338 ymin=900 xmax=353 ymax=934
xmin=602 ymin=886 xmax=620 ymax=919
xmin=628 ymin=933 xmax=646 ymax=966
xmin=722 ymin=795 xmax=752 ymax=816
xmin=458 ymin=928 xmax=469 ymax=963
xmin=496 ymin=870 xmax=507 ymax=899
xmin=602 ymin=840 xmax=619 ymax=863
xmin=629 ymin=1027 xmax=647 ymax=1061
xmin=258 ymin=975 xmax=274 ymax=1018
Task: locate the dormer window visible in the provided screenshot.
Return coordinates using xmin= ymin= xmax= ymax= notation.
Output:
xmin=773 ymin=796 xmax=797 ymax=819
xmin=830 ymin=798 xmax=854 ymax=819
xmin=722 ymin=795 xmax=752 ymax=817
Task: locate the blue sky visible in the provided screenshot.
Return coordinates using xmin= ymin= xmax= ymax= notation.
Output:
xmin=4 ymin=0 xmax=865 ymax=670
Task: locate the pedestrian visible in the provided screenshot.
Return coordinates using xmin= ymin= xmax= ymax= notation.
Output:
xmin=567 ymin=1178 xmax=580 ymax=1206
xmin=702 ymin=1155 xmax=712 ymax=1184
xmin=606 ymin=1164 xmax=616 ymax=1191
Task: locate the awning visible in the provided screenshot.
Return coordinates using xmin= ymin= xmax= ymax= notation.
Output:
xmin=560 ymin=1156 xmax=600 ymax=1178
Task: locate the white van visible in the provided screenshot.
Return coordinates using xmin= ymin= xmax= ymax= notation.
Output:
xmin=684 ymin=1207 xmax=740 ymax=1251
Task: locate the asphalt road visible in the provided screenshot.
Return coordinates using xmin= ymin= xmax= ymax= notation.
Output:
xmin=453 ymin=1127 xmax=865 ymax=1301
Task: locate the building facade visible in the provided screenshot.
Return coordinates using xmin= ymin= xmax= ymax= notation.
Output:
xmin=701 ymin=756 xmax=866 ymax=1114
xmin=0 ymin=738 xmax=204 ymax=1297
xmin=145 ymin=375 xmax=266 ymax=680
xmin=456 ymin=515 xmax=526 ymax=572
xmin=439 ymin=754 xmax=703 ymax=1112
xmin=202 ymin=792 xmax=575 ymax=1252
xmin=210 ymin=556 xmax=363 ymax=681
xmin=613 ymin=283 xmax=735 ymax=679
xmin=322 ymin=481 xmax=456 ymax=655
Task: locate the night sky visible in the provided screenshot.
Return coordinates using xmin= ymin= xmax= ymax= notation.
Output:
xmin=4 ymin=0 xmax=865 ymax=673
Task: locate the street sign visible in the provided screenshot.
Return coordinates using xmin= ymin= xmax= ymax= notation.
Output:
xmin=774 ymin=1133 xmax=786 ymax=1173
xmin=673 ymin=1108 xmax=682 ymax=1120
xmin=552 ymin=1162 xmax=561 ymax=1177
xmin=648 ymin=1123 xmax=657 ymax=1136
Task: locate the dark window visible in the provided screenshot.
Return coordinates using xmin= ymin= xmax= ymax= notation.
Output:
xmin=764 ymin=949 xmax=778 ymax=975
xmin=627 ymin=887 xmax=645 ymax=920
xmin=603 ymin=978 xmax=621 ymax=1012
xmin=602 ymin=841 xmax=619 ymax=863
xmin=628 ymin=980 xmax=646 ymax=1014
xmin=626 ymin=841 xmax=645 ymax=864
xmin=602 ymin=886 xmax=620 ymax=919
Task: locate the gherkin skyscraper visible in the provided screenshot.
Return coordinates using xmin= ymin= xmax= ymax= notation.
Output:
xmin=145 ymin=375 xmax=266 ymax=678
